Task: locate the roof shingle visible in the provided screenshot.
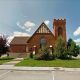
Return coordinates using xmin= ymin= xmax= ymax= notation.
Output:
xmin=10 ymin=37 xmax=30 ymax=45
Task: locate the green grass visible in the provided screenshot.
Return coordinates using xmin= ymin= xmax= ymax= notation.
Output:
xmin=0 ymin=60 xmax=10 ymax=65
xmin=0 ymin=57 xmax=14 ymax=65
xmin=16 ymin=58 xmax=80 ymax=68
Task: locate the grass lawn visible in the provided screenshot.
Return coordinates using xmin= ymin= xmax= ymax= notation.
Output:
xmin=16 ymin=58 xmax=80 ymax=68
xmin=0 ymin=57 xmax=14 ymax=65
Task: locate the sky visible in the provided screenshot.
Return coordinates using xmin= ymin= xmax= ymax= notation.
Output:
xmin=0 ymin=0 xmax=80 ymax=44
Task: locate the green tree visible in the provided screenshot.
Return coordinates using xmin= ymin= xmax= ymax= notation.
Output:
xmin=67 ymin=39 xmax=80 ymax=58
xmin=54 ymin=36 xmax=67 ymax=59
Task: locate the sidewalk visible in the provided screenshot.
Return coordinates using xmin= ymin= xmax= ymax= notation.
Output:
xmin=0 ymin=65 xmax=80 ymax=71
xmin=3 ymin=58 xmax=23 ymax=65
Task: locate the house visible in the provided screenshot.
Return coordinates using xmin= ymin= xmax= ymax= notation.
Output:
xmin=10 ymin=19 xmax=66 ymax=54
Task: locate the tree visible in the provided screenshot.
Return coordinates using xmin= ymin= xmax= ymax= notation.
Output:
xmin=67 ymin=38 xmax=80 ymax=58
xmin=0 ymin=36 xmax=9 ymax=57
xmin=54 ymin=36 xmax=67 ymax=59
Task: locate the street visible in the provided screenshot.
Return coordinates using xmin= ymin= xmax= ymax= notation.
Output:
xmin=0 ymin=70 xmax=80 ymax=80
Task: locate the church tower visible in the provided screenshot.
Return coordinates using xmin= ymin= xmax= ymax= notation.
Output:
xmin=53 ymin=19 xmax=66 ymax=42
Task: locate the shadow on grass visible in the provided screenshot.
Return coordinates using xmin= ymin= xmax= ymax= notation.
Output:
xmin=24 ymin=56 xmax=80 ymax=61
xmin=0 ymin=57 xmax=14 ymax=60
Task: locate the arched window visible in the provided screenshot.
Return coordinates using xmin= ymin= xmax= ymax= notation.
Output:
xmin=40 ymin=37 xmax=47 ymax=48
xmin=58 ymin=27 xmax=63 ymax=36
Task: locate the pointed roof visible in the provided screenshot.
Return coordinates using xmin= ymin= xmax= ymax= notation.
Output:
xmin=27 ymin=22 xmax=54 ymax=42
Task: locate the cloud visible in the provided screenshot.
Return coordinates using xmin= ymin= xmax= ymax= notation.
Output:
xmin=26 ymin=28 xmax=31 ymax=32
xmin=44 ymin=20 xmax=50 ymax=25
xmin=7 ymin=31 xmax=30 ymax=43
xmin=13 ymin=31 xmax=30 ymax=36
xmin=24 ymin=21 xmax=35 ymax=28
xmin=74 ymin=38 xmax=80 ymax=46
xmin=17 ymin=21 xmax=36 ymax=32
xmin=16 ymin=22 xmax=25 ymax=29
xmin=73 ymin=27 xmax=80 ymax=36
xmin=7 ymin=36 xmax=14 ymax=44
xmin=74 ymin=38 xmax=80 ymax=43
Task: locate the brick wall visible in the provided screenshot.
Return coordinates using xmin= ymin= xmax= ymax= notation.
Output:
xmin=53 ymin=19 xmax=66 ymax=42
xmin=10 ymin=45 xmax=26 ymax=53
xmin=28 ymin=33 xmax=55 ymax=51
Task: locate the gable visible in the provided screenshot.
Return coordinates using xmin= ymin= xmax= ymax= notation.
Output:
xmin=36 ymin=23 xmax=51 ymax=33
xmin=27 ymin=22 xmax=54 ymax=42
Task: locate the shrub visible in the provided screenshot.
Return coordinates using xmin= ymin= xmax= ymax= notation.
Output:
xmin=35 ymin=46 xmax=55 ymax=60
xmin=29 ymin=52 xmax=33 ymax=58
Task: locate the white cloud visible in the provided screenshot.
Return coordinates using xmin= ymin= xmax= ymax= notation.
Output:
xmin=7 ymin=36 xmax=14 ymax=44
xmin=74 ymin=38 xmax=80 ymax=46
xmin=7 ymin=31 xmax=30 ymax=43
xmin=13 ymin=31 xmax=30 ymax=36
xmin=44 ymin=20 xmax=50 ymax=25
xmin=26 ymin=28 xmax=31 ymax=32
xmin=73 ymin=27 xmax=80 ymax=36
xmin=17 ymin=21 xmax=36 ymax=32
xmin=74 ymin=38 xmax=80 ymax=43
xmin=16 ymin=22 xmax=25 ymax=29
xmin=24 ymin=21 xmax=35 ymax=28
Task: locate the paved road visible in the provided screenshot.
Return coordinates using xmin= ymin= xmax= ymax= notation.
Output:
xmin=0 ymin=70 xmax=80 ymax=80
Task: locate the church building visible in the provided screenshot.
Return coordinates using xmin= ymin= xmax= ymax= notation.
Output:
xmin=10 ymin=19 xmax=66 ymax=53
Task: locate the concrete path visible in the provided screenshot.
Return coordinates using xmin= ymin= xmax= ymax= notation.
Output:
xmin=2 ymin=58 xmax=23 ymax=65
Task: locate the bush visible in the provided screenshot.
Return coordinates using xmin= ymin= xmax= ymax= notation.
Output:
xmin=35 ymin=46 xmax=55 ymax=60
xmin=30 ymin=52 xmax=33 ymax=58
